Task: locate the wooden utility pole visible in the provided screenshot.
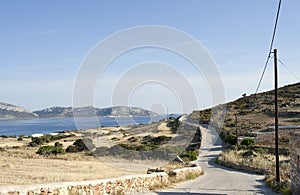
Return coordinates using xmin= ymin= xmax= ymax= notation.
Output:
xmin=274 ymin=48 xmax=280 ymax=182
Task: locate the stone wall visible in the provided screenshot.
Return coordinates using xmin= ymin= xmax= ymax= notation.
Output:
xmin=216 ymin=157 xmax=266 ymax=175
xmin=0 ymin=173 xmax=169 ymax=195
xmin=290 ymin=132 xmax=300 ymax=194
xmin=0 ymin=166 xmax=203 ymax=195
xmin=169 ymin=166 xmax=203 ymax=181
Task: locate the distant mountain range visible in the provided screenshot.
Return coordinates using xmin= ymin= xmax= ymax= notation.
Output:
xmin=34 ymin=106 xmax=158 ymax=118
xmin=0 ymin=102 xmax=158 ymax=120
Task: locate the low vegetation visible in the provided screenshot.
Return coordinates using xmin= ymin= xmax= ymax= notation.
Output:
xmin=66 ymin=138 xmax=94 ymax=153
xmin=36 ymin=142 xmax=66 ymax=157
xmin=217 ymin=136 xmax=292 ymax=194
xmin=28 ymin=133 xmax=75 ymax=147
xmin=179 ymin=151 xmax=198 ymax=162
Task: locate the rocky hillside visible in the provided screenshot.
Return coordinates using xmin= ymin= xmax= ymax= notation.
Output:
xmin=189 ymin=82 xmax=300 ymax=148
xmin=34 ymin=106 xmax=158 ymax=118
xmin=33 ymin=106 xmax=73 ymax=118
xmin=0 ymin=102 xmax=38 ymax=120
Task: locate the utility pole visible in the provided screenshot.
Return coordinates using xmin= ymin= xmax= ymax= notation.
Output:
xmin=274 ymin=48 xmax=280 ymax=182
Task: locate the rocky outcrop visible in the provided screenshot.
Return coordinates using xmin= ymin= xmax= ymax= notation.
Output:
xmin=0 ymin=102 xmax=38 ymax=120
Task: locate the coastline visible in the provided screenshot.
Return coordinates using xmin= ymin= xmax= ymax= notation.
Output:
xmin=0 ymin=115 xmax=167 ymax=137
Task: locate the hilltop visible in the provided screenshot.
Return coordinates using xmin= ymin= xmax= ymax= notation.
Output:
xmin=189 ymin=82 xmax=300 ymax=148
xmin=0 ymin=102 xmax=38 ymax=120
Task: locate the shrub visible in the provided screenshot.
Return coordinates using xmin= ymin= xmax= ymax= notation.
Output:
xmin=241 ymin=150 xmax=257 ymax=158
xmin=151 ymin=136 xmax=171 ymax=145
xmin=179 ymin=151 xmax=197 ymax=162
xmin=219 ymin=131 xmax=226 ymax=140
xmin=54 ymin=142 xmax=63 ymax=147
xmin=51 ymin=146 xmax=66 ymax=155
xmin=28 ymin=141 xmax=38 ymax=147
xmin=225 ymin=133 xmax=237 ymax=146
xmin=29 ymin=137 xmax=45 ymax=146
xmin=17 ymin=137 xmax=23 ymax=141
xmin=185 ymin=172 xmax=197 ymax=180
xmin=36 ymin=145 xmax=66 ymax=156
xmin=36 ymin=146 xmax=54 ymax=156
xmin=28 ymin=134 xmax=75 ymax=147
xmin=254 ymin=147 xmax=267 ymax=154
xmin=230 ymin=145 xmax=238 ymax=151
xmin=241 ymin=138 xmax=255 ymax=149
xmin=66 ymin=145 xmax=77 ymax=153
xmin=72 ymin=138 xmax=95 ymax=152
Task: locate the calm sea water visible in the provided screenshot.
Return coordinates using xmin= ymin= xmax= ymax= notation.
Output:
xmin=0 ymin=116 xmax=167 ymax=136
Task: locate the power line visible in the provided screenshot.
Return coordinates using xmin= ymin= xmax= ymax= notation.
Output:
xmin=255 ymin=0 xmax=282 ymax=94
xmin=278 ymin=59 xmax=300 ymax=81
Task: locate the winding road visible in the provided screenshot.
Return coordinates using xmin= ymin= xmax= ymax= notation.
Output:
xmin=149 ymin=116 xmax=279 ymax=195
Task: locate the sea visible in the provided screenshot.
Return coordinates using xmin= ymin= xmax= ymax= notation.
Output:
xmin=0 ymin=116 xmax=168 ymax=136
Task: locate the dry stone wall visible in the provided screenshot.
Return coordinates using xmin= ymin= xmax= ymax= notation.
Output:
xmin=0 ymin=173 xmax=168 ymax=195
xmin=0 ymin=166 xmax=203 ymax=195
xmin=290 ymin=132 xmax=300 ymax=194
xmin=169 ymin=166 xmax=203 ymax=181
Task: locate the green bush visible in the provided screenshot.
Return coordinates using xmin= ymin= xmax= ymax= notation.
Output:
xmin=36 ymin=146 xmax=53 ymax=156
xmin=28 ymin=134 xmax=75 ymax=147
xmin=240 ymin=138 xmax=255 ymax=149
xmin=118 ymin=143 xmax=158 ymax=151
xmin=72 ymin=138 xmax=95 ymax=152
xmin=66 ymin=145 xmax=77 ymax=153
xmin=51 ymin=146 xmax=66 ymax=155
xmin=230 ymin=145 xmax=238 ymax=151
xmin=241 ymin=150 xmax=257 ymax=158
xmin=179 ymin=151 xmax=197 ymax=162
xmin=29 ymin=137 xmax=45 ymax=146
xmin=151 ymin=136 xmax=171 ymax=145
xmin=36 ymin=144 xmax=66 ymax=156
xmin=254 ymin=147 xmax=267 ymax=154
xmin=225 ymin=133 xmax=237 ymax=145
xmin=54 ymin=142 xmax=63 ymax=147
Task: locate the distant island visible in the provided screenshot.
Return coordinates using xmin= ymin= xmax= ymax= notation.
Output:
xmin=0 ymin=102 xmax=158 ymax=120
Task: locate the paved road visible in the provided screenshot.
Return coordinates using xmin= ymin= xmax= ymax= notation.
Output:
xmin=148 ymin=116 xmax=278 ymax=195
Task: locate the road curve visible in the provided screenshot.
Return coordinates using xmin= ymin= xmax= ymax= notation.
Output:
xmin=149 ymin=115 xmax=279 ymax=195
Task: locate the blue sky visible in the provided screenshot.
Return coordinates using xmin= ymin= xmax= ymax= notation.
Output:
xmin=1 ymin=1 xmax=299 ymax=113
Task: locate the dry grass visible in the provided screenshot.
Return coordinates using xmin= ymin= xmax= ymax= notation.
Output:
xmin=0 ymin=146 xmax=138 ymax=185
xmin=0 ymin=134 xmax=145 ymax=185
xmin=219 ymin=149 xmax=289 ymax=169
